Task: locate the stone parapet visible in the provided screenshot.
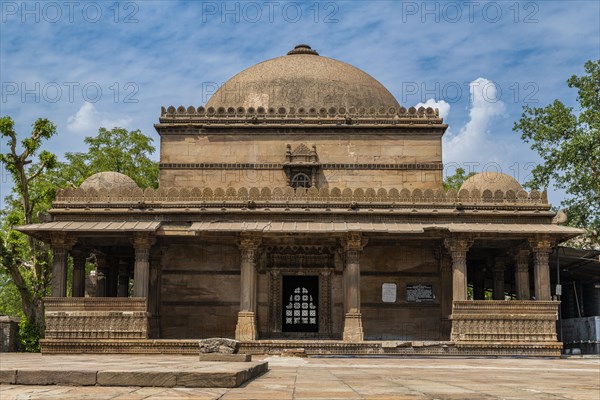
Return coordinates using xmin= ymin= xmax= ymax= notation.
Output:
xmin=44 ymin=297 xmax=148 ymax=340
xmin=54 ymin=185 xmax=549 ymax=207
xmin=450 ymin=301 xmax=559 ymax=343
xmin=159 ymin=104 xmax=443 ymax=122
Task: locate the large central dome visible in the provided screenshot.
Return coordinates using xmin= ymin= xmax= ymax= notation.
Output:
xmin=206 ymin=45 xmax=400 ymax=111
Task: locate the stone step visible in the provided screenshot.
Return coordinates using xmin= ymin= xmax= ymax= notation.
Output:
xmin=0 ymin=358 xmax=268 ymax=388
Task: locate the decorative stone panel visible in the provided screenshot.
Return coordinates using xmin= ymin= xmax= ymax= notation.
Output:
xmin=451 ymin=301 xmax=559 ymax=343
xmin=44 ymin=298 xmax=148 ymax=340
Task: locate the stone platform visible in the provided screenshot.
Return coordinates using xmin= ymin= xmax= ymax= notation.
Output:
xmin=0 ymin=354 xmax=268 ymax=388
xmin=1 ymin=355 xmax=598 ymax=399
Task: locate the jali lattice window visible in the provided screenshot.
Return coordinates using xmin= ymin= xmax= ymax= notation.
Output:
xmin=285 ymin=287 xmax=317 ymax=325
xmin=291 ymin=173 xmax=311 ymax=188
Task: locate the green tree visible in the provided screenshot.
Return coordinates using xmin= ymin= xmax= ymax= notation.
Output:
xmin=0 ymin=116 xmax=57 ymax=330
xmin=61 ymin=127 xmax=159 ymax=189
xmin=513 ymin=60 xmax=600 ymax=248
xmin=443 ymin=168 xmax=476 ymax=191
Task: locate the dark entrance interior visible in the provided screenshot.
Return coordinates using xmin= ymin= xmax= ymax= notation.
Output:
xmin=282 ymin=275 xmax=319 ymax=333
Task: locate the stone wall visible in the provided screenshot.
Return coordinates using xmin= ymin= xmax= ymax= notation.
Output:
xmin=159 ymin=133 xmax=442 ymax=190
xmin=159 ymin=241 xmax=241 ymax=339
xmin=158 ymin=239 xmax=445 ymax=341
xmin=0 ymin=316 xmax=20 ymax=352
xmin=360 ymin=243 xmax=443 ymax=340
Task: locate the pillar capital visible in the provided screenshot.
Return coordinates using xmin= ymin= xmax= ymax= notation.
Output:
xmin=444 ymin=237 xmax=473 ymax=256
xmin=51 ymin=233 xmax=76 ymax=251
xmin=238 ymin=233 xmax=261 ymax=263
xmin=132 ymin=232 xmax=155 ymax=250
xmin=238 ymin=232 xmax=261 ymax=249
xmin=342 ymin=232 xmax=368 ymax=252
xmin=529 ymin=237 xmax=554 ymax=254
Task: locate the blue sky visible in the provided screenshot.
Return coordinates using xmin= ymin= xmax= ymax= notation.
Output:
xmin=1 ymin=0 xmax=599 ymax=208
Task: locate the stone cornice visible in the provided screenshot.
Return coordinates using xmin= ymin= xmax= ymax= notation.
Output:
xmin=159 ymin=104 xmax=444 ymax=121
xmin=48 ymin=208 xmax=556 ymax=224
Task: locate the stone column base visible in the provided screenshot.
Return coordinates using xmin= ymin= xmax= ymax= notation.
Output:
xmin=343 ymin=312 xmax=364 ymax=342
xmin=235 ymin=311 xmax=257 ymax=341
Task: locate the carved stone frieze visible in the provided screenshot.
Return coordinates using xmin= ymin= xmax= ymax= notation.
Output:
xmin=265 ymin=245 xmax=333 ymax=270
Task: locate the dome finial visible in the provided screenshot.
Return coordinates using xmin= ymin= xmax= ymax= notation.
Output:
xmin=287 ymin=44 xmax=319 ymax=56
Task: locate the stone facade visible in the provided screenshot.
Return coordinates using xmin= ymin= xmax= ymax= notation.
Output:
xmin=18 ymin=45 xmax=584 ymax=356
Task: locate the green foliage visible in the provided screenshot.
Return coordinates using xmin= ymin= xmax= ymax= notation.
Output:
xmin=18 ymin=317 xmax=43 ymax=352
xmin=61 ymin=127 xmax=159 ymax=189
xmin=0 ymin=271 xmax=23 ymax=318
xmin=443 ymin=168 xmax=476 ymax=191
xmin=513 ymin=60 xmax=600 ymax=248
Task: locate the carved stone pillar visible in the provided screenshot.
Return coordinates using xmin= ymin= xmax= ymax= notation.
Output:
xmin=132 ymin=233 xmax=155 ymax=298
xmin=444 ymin=238 xmax=472 ymax=302
xmin=439 ymin=255 xmax=453 ymax=338
xmin=71 ymin=248 xmax=86 ymax=298
xmin=117 ymin=259 xmax=130 ymax=297
xmin=515 ymin=248 xmax=531 ymax=300
xmin=319 ymin=269 xmax=333 ymax=336
xmin=473 ymin=261 xmax=486 ymax=301
xmin=530 ymin=238 xmax=553 ymax=300
xmin=235 ymin=233 xmax=261 ymax=341
xmin=51 ymin=235 xmax=75 ymax=297
xmin=148 ymin=247 xmax=164 ymax=338
xmin=106 ymin=254 xmax=118 ymax=297
xmin=342 ymin=232 xmax=367 ymax=342
xmin=493 ymin=257 xmax=506 ymax=300
xmin=439 ymin=256 xmax=453 ymax=319
xmin=267 ymin=269 xmax=282 ymax=335
xmin=94 ymin=253 xmax=107 ymax=297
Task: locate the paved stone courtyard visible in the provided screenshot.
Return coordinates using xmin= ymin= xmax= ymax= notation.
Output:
xmin=1 ymin=355 xmax=598 ymax=399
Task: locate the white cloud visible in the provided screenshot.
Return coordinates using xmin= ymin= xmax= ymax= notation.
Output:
xmin=443 ymin=78 xmax=506 ymax=166
xmin=66 ymin=102 xmax=132 ymax=134
xmin=415 ymin=99 xmax=450 ymax=120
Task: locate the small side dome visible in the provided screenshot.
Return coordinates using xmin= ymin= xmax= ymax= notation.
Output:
xmin=79 ymin=172 xmax=139 ymax=191
xmin=459 ymin=172 xmax=523 ymax=193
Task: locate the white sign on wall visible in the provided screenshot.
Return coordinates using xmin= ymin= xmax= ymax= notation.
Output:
xmin=382 ymin=283 xmax=397 ymax=303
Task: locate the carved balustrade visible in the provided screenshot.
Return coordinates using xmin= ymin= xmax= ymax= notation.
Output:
xmin=451 ymin=301 xmax=559 ymax=343
xmin=44 ymin=297 xmax=148 ymax=340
